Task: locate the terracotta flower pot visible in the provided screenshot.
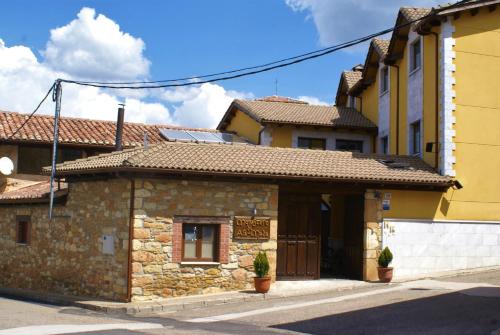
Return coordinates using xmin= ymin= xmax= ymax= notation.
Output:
xmin=254 ymin=276 xmax=271 ymax=293
xmin=377 ymin=267 xmax=393 ymax=283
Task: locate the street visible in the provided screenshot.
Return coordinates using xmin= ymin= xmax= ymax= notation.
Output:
xmin=1 ymin=270 xmax=499 ymax=335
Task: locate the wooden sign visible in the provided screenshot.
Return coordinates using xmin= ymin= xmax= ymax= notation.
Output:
xmin=233 ymin=216 xmax=271 ymax=240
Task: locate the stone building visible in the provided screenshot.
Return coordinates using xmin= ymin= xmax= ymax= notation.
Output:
xmin=0 ymin=141 xmax=450 ymax=301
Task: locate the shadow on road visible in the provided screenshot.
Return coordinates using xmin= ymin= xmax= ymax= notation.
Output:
xmin=272 ymin=288 xmax=500 ymax=335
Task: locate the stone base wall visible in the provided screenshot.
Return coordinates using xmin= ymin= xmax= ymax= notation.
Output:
xmin=0 ymin=179 xmax=131 ymax=301
xmin=131 ymin=179 xmax=278 ymax=301
xmin=363 ymin=190 xmax=383 ymax=281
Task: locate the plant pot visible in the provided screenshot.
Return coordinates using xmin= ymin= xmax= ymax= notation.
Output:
xmin=254 ymin=276 xmax=272 ymax=293
xmin=377 ymin=267 xmax=393 ymax=283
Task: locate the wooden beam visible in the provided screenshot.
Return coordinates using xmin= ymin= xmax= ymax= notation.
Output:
xmin=470 ymin=8 xmax=479 ymax=16
xmin=488 ymin=4 xmax=497 ymax=12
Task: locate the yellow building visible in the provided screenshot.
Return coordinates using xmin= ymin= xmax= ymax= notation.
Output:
xmin=223 ymin=1 xmax=500 ymax=279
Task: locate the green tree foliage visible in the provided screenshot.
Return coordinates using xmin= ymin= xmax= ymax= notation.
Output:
xmin=253 ymin=251 xmax=270 ymax=278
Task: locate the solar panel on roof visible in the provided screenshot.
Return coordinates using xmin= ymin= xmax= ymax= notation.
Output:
xmin=186 ymin=131 xmax=222 ymax=142
xmin=159 ymin=129 xmax=196 ymax=141
xmin=159 ymin=128 xmax=247 ymax=144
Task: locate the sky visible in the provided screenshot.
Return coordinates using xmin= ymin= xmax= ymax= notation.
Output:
xmin=0 ymin=0 xmax=442 ymax=128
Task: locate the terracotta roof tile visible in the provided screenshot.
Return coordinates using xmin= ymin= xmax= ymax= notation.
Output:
xmin=342 ymin=71 xmax=363 ymax=91
xmin=0 ymin=110 xmax=216 ymax=148
xmin=231 ymin=99 xmax=376 ymax=129
xmin=399 ymin=7 xmax=432 ymax=22
xmin=47 ymin=141 xmax=452 ymax=187
xmin=0 ymin=180 xmax=67 ymax=202
xmin=372 ymin=38 xmax=390 ymax=58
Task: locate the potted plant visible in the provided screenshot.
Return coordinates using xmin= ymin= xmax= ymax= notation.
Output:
xmin=253 ymin=251 xmax=271 ymax=293
xmin=377 ymin=246 xmax=394 ymax=283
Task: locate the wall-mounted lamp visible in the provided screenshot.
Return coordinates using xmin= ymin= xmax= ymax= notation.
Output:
xmin=452 ymin=180 xmax=463 ymax=190
xmin=252 ymin=207 xmax=257 ymax=217
xmin=425 ymin=142 xmax=435 ymax=153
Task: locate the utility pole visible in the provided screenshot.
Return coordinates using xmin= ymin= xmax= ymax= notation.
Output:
xmin=49 ymin=80 xmax=62 ymax=220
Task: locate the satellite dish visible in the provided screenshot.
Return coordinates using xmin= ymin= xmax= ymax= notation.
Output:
xmin=0 ymin=157 xmax=14 ymax=176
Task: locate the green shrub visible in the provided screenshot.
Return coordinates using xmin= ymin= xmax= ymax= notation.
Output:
xmin=253 ymin=251 xmax=270 ymax=278
xmin=378 ymin=247 xmax=393 ymax=268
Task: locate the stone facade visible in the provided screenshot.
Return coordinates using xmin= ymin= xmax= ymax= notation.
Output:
xmin=130 ymin=179 xmax=278 ymax=301
xmin=363 ymin=189 xmax=383 ymax=281
xmin=0 ymin=179 xmax=131 ymax=300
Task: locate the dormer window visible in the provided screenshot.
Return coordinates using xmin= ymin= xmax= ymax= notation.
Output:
xmin=381 ymin=67 xmax=389 ymax=94
xmin=410 ymin=38 xmax=422 ymax=72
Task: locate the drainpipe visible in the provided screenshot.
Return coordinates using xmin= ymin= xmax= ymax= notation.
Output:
xmin=126 ymin=179 xmax=135 ymax=302
xmin=430 ymin=32 xmax=440 ymax=170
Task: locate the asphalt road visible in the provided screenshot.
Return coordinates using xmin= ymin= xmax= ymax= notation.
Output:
xmin=1 ymin=270 xmax=499 ymax=335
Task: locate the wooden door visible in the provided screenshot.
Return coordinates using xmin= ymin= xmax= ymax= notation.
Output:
xmin=277 ymin=193 xmax=321 ymax=279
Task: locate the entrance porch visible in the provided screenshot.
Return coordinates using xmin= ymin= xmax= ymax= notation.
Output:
xmin=276 ymin=186 xmax=382 ymax=282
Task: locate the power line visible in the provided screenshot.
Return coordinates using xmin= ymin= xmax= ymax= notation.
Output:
xmin=61 ymin=0 xmax=474 ymax=90
xmin=5 ymin=83 xmax=56 ymax=141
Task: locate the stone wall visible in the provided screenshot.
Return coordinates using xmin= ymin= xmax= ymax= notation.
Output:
xmin=131 ymin=179 xmax=278 ymax=301
xmin=363 ymin=189 xmax=383 ymax=281
xmin=0 ymin=179 xmax=131 ymax=301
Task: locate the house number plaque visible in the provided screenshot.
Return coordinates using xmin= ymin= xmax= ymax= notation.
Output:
xmin=233 ymin=216 xmax=271 ymax=240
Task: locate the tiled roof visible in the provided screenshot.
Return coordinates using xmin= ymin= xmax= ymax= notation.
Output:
xmin=399 ymin=7 xmax=432 ymax=22
xmin=342 ymin=71 xmax=363 ymax=91
xmin=46 ymin=141 xmax=452 ymax=187
xmin=256 ymin=96 xmax=308 ymax=104
xmin=372 ymin=38 xmax=390 ymax=58
xmin=225 ymin=99 xmax=377 ymax=129
xmin=0 ymin=110 xmax=215 ymax=148
xmin=0 ymin=180 xmax=67 ymax=203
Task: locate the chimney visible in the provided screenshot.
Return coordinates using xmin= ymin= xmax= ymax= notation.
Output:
xmin=115 ymin=104 xmax=125 ymax=151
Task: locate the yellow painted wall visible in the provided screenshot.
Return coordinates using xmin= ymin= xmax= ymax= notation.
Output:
xmin=225 ymin=109 xmax=261 ymax=144
xmin=269 ymin=126 xmax=293 ymax=148
xmin=360 ymin=77 xmax=378 ymax=127
xmin=422 ymin=30 xmax=439 ymax=168
xmin=385 ymin=9 xmax=500 ymax=221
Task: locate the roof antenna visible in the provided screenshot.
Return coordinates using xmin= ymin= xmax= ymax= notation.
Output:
xmin=143 ymin=132 xmax=149 ymax=150
xmin=274 ymin=77 xmax=278 ymax=96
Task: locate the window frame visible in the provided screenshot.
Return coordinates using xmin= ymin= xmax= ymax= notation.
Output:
xmin=380 ymin=66 xmax=389 ymax=94
xmin=335 ymin=139 xmax=364 ymax=153
xmin=410 ymin=38 xmax=422 ymax=73
xmin=297 ymin=137 xmax=327 ymax=150
xmin=182 ymin=223 xmax=220 ymax=262
xmin=16 ymin=216 xmax=31 ymax=245
xmin=410 ymin=120 xmax=422 ymax=155
xmin=380 ymin=136 xmax=389 ymax=154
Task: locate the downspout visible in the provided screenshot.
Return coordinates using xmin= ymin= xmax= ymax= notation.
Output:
xmin=430 ymin=32 xmax=440 ymax=170
xmin=126 ymin=178 xmax=135 ymax=302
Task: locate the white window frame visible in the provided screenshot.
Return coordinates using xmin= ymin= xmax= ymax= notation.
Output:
xmin=380 ymin=66 xmax=389 ymax=95
xmin=409 ymin=38 xmax=422 ymax=74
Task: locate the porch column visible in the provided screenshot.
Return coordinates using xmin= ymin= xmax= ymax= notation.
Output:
xmin=363 ymin=189 xmax=383 ymax=281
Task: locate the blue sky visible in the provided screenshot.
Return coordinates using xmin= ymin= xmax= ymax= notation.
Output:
xmin=0 ymin=0 xmax=441 ymax=127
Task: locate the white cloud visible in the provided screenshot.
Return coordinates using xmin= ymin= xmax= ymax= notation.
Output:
xmin=43 ymin=7 xmax=150 ymax=81
xmin=166 ymin=84 xmax=253 ymax=129
xmin=285 ymin=0 xmax=441 ymax=47
xmin=0 ymin=7 xmax=251 ymax=128
xmin=296 ymin=95 xmax=329 ymax=106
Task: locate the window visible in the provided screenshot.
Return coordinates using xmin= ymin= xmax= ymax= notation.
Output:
xmin=297 ymin=137 xmax=326 ymax=150
xmin=349 ymin=95 xmax=356 ymax=108
xmin=410 ymin=38 xmax=421 ymax=72
xmin=183 ymin=224 xmax=218 ymax=261
xmin=336 ymin=139 xmax=364 ymax=153
xmin=17 ymin=145 xmax=51 ymax=174
xmin=381 ymin=136 xmax=389 ymax=154
xmin=410 ymin=121 xmax=422 ymax=155
xmin=16 ymin=216 xmax=31 ymax=245
xmin=381 ymin=67 xmax=389 ymax=93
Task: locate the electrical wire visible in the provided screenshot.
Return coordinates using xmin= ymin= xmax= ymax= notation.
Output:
xmin=61 ymin=0 xmax=474 ymax=89
xmin=4 ymin=83 xmax=56 ymax=141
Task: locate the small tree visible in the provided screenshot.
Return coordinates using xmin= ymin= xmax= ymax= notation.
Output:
xmin=378 ymin=247 xmax=393 ymax=268
xmin=253 ymin=251 xmax=270 ymax=278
